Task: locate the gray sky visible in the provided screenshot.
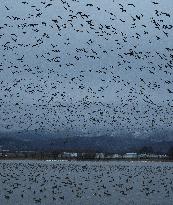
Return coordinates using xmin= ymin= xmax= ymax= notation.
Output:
xmin=0 ymin=0 xmax=173 ymax=137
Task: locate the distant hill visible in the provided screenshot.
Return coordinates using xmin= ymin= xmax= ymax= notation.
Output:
xmin=0 ymin=130 xmax=172 ymax=154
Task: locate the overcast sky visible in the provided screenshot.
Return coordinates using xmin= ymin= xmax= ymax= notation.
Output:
xmin=0 ymin=0 xmax=172 ymax=137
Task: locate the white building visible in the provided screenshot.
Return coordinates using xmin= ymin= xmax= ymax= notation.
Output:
xmin=124 ymin=153 xmax=138 ymax=158
xmin=149 ymin=154 xmax=159 ymax=159
xmin=158 ymin=154 xmax=167 ymax=159
xmin=112 ymin=154 xmax=121 ymax=159
xmin=63 ymin=152 xmax=77 ymax=158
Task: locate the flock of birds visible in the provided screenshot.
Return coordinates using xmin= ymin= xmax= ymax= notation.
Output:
xmin=0 ymin=0 xmax=172 ymax=135
xmin=0 ymin=160 xmax=173 ymax=204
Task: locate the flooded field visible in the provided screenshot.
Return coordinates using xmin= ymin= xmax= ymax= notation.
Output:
xmin=0 ymin=160 xmax=173 ymax=205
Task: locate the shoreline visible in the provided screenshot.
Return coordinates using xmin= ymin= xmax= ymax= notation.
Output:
xmin=0 ymin=158 xmax=173 ymax=162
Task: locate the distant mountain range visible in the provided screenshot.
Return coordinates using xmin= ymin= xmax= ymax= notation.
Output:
xmin=0 ymin=129 xmax=172 ymax=154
